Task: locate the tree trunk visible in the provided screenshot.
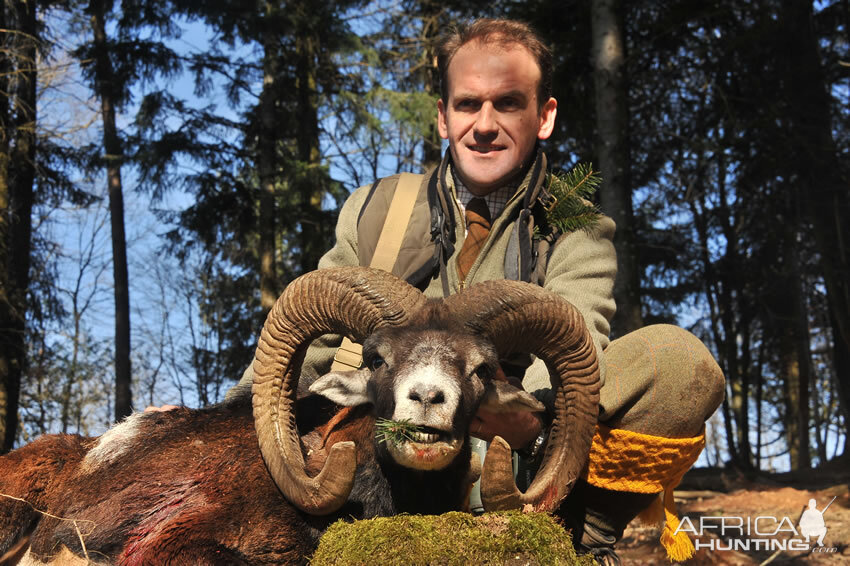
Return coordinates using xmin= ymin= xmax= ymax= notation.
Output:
xmin=830 ymin=305 xmax=850 ymax=455
xmin=0 ymin=0 xmax=13 ymax=452
xmin=418 ymin=1 xmax=443 ymax=170
xmin=790 ymin=232 xmax=812 ymax=470
xmin=778 ymin=219 xmax=811 ymax=471
xmin=717 ymin=147 xmax=753 ymax=468
xmin=258 ymin=21 xmax=279 ymax=311
xmin=591 ymin=0 xmax=642 ymax=337
xmin=781 ymin=341 xmax=808 ymax=471
xmin=0 ymin=0 xmax=37 ymax=452
xmin=90 ymin=0 xmax=132 ymax=421
xmin=688 ymin=186 xmax=740 ymax=464
xmin=780 ymin=0 xmax=850 ymax=443
xmin=735 ymin=313 xmax=754 ymax=468
xmin=294 ymin=12 xmax=328 ymax=275
xmin=756 ymin=340 xmax=764 ymax=469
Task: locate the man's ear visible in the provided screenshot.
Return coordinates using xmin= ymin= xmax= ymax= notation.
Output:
xmin=479 ymin=380 xmax=545 ymax=413
xmin=309 ymin=368 xmax=372 ymax=406
xmin=437 ymin=99 xmax=449 ymax=139
xmin=537 ymin=97 xmax=558 ymax=140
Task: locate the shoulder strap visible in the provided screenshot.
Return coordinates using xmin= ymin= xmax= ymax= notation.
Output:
xmin=369 ymin=172 xmax=421 ymax=271
xmin=331 ymin=172 xmax=421 ymax=371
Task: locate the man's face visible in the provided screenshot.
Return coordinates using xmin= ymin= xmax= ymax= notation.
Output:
xmin=438 ymin=40 xmax=557 ymax=196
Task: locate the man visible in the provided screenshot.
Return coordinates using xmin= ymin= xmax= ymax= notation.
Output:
xmin=230 ymin=18 xmax=725 ymax=565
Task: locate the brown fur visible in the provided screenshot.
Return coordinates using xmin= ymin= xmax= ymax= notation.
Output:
xmin=0 ymin=402 xmax=371 ymax=565
xmin=0 ymin=392 xmax=471 ymax=565
xmin=303 ymin=405 xmax=376 ymax=477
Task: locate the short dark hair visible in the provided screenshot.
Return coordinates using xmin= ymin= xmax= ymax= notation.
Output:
xmin=436 ymin=18 xmax=553 ymax=109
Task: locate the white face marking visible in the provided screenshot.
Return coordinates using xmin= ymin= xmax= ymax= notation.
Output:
xmin=81 ymin=412 xmax=146 ymax=472
xmin=391 ymin=360 xmax=462 ymax=429
xmin=373 ymin=329 xmax=497 ymax=471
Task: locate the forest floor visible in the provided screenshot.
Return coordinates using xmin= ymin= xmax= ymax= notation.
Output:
xmin=614 ymin=465 xmax=850 ymax=565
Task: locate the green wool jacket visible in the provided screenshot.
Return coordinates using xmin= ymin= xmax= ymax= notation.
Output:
xmin=230 ymin=151 xmax=617 ymax=401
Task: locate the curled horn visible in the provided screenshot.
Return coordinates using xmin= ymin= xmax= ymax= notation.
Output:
xmin=443 ymin=281 xmax=600 ymax=512
xmin=252 ymin=267 xmax=427 ymax=515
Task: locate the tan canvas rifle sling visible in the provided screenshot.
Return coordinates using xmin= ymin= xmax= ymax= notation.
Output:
xmin=330 ymin=172 xmax=422 ymax=372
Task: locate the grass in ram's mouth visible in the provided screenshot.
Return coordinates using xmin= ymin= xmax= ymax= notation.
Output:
xmin=375 ymin=418 xmax=421 ymax=445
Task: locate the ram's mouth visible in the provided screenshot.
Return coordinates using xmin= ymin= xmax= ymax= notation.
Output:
xmin=376 ymin=419 xmax=452 ymax=445
xmin=388 ymin=434 xmax=462 ymax=471
xmin=377 ymin=420 xmax=463 ymax=470
xmin=407 ymin=426 xmax=450 ymax=444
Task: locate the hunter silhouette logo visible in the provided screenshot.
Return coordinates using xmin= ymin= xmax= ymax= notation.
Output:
xmin=799 ymin=496 xmax=835 ymax=548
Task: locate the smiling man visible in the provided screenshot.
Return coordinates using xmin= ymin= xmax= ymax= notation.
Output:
xmin=230 ymin=18 xmax=724 ymax=566
xmin=437 ymin=36 xmax=557 ymax=196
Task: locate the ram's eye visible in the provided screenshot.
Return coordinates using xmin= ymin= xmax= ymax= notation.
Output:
xmin=369 ymin=356 xmax=386 ymax=371
xmin=474 ymin=364 xmax=494 ymax=380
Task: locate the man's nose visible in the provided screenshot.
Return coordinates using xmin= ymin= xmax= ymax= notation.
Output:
xmin=474 ymin=103 xmax=498 ymax=136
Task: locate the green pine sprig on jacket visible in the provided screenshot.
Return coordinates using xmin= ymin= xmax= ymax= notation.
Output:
xmin=543 ymin=164 xmax=602 ymax=234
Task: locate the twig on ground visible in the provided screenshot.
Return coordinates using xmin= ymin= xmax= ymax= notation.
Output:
xmin=759 ymin=548 xmax=783 ymax=565
xmin=0 ymin=492 xmax=95 ymax=561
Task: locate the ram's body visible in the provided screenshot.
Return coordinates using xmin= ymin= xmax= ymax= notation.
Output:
xmin=0 ymin=267 xmax=600 ymax=565
xmin=2 ymin=403 xmax=315 ymax=565
xmin=0 ymin=395 xmax=475 ymax=565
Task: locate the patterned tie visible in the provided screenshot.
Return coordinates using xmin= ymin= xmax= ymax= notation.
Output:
xmin=457 ymin=197 xmax=491 ymax=284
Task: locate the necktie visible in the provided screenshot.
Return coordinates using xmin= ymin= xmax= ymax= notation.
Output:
xmin=457 ymin=197 xmax=491 ymax=284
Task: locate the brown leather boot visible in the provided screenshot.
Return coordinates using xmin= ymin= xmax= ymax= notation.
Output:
xmin=557 ymin=479 xmax=658 ymax=566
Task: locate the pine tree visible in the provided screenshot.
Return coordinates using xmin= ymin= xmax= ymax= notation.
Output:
xmin=0 ymin=0 xmax=37 ymax=452
xmin=73 ymin=0 xmax=180 ymax=419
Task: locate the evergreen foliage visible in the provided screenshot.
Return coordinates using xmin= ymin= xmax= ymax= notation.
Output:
xmin=544 ymin=164 xmax=602 ymax=235
xmin=375 ymin=417 xmax=421 ymax=445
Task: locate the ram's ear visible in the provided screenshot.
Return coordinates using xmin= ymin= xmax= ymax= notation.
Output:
xmin=480 ymin=380 xmax=545 ymax=413
xmin=309 ymin=368 xmax=372 ymax=406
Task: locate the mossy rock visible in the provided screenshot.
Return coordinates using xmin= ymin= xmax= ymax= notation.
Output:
xmin=310 ymin=511 xmax=595 ymax=565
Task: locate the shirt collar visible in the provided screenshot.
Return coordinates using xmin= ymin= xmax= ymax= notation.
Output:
xmin=450 ymin=168 xmax=517 ymax=220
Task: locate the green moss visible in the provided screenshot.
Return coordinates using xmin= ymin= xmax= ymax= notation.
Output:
xmin=310 ymin=511 xmax=596 ymax=566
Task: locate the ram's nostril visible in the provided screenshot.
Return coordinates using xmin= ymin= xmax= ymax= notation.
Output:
xmin=426 ymin=390 xmax=445 ymax=404
xmin=408 ymin=385 xmax=445 ymax=405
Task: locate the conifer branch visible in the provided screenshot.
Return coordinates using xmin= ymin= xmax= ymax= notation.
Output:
xmin=375 ymin=418 xmax=420 ymax=445
xmin=543 ymin=164 xmax=602 ymax=235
